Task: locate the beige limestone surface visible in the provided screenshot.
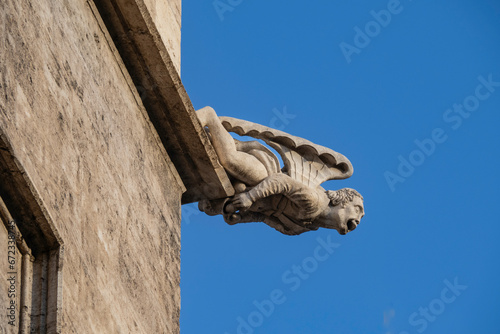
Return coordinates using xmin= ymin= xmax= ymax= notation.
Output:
xmin=0 ymin=0 xmax=183 ymax=332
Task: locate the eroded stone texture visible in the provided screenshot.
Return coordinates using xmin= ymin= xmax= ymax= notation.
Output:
xmin=0 ymin=0 xmax=182 ymax=332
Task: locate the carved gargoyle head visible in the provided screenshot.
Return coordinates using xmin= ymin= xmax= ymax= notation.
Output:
xmin=324 ymin=188 xmax=365 ymax=235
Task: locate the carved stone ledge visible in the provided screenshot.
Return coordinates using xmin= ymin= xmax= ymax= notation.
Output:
xmin=92 ymin=0 xmax=234 ymax=203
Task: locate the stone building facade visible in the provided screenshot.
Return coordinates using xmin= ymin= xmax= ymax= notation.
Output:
xmin=0 ymin=0 xmax=231 ymax=332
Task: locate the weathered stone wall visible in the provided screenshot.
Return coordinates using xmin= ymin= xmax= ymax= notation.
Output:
xmin=0 ymin=0 xmax=183 ymax=332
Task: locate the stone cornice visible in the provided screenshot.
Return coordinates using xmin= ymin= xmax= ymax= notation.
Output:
xmin=92 ymin=0 xmax=234 ymax=203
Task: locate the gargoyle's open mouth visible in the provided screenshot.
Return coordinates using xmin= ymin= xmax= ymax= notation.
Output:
xmin=347 ymin=219 xmax=358 ymax=232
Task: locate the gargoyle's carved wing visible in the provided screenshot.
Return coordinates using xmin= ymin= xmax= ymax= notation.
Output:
xmin=219 ymin=117 xmax=353 ymax=188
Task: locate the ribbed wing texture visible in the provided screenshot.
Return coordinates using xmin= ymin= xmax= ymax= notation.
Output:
xmin=220 ymin=116 xmax=353 ymax=188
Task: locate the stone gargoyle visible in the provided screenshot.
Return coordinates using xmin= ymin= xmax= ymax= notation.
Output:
xmin=197 ymin=107 xmax=364 ymax=236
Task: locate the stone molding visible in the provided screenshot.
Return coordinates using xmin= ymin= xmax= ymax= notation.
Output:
xmin=92 ymin=0 xmax=234 ymax=203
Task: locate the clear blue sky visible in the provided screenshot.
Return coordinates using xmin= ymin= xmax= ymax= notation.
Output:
xmin=180 ymin=1 xmax=500 ymax=333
